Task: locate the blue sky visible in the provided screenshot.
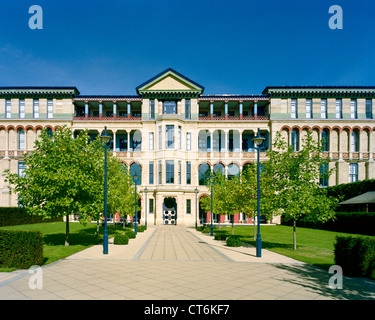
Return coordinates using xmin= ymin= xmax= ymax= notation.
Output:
xmin=0 ymin=0 xmax=374 ymax=95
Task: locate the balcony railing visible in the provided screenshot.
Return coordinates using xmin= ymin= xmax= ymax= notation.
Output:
xmin=198 ymin=115 xmax=270 ymax=121
xmin=74 ymin=116 xmax=142 ymax=121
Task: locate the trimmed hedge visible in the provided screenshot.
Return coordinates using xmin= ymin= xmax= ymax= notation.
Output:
xmin=282 ymin=212 xmax=375 ymax=236
xmin=326 ymin=179 xmax=375 ymax=202
xmin=214 ymin=230 xmax=229 ymax=241
xmin=126 ymin=231 xmax=136 ymax=239
xmin=114 ymin=234 xmax=129 ymax=245
xmin=226 ymin=235 xmax=242 ymax=247
xmin=0 ymin=207 xmax=62 ymax=227
xmin=137 ymin=225 xmax=147 ymax=232
xmin=334 ymin=236 xmax=375 ymax=278
xmin=0 ymin=229 xmax=43 ymax=269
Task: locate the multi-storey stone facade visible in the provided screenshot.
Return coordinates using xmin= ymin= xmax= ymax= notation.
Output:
xmin=1 ymin=69 xmax=374 ymax=226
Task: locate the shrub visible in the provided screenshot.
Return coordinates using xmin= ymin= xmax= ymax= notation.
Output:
xmin=0 ymin=230 xmax=43 ymax=268
xmin=137 ymin=225 xmax=147 ymax=232
xmin=334 ymin=236 xmax=375 ymax=278
xmin=201 ymin=227 xmax=212 ymax=234
xmin=126 ymin=231 xmax=136 ymax=239
xmin=114 ymin=234 xmax=129 ymax=245
xmin=226 ymin=235 xmax=242 ymax=247
xmin=0 ymin=207 xmax=62 ymax=227
xmin=214 ymin=231 xmax=229 ymax=241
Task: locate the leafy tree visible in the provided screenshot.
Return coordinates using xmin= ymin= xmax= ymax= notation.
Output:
xmin=4 ymin=126 xmax=105 ymax=246
xmin=265 ymin=131 xmax=338 ymax=250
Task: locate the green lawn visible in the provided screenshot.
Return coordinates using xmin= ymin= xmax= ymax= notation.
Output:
xmin=216 ymin=225 xmax=372 ymax=270
xmin=0 ymin=221 xmax=132 ymax=271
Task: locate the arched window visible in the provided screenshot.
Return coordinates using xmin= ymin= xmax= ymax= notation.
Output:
xmin=228 ymin=163 xmax=240 ymax=180
xmin=291 ymin=129 xmax=299 ymax=152
xmin=322 ymin=129 xmax=330 ymax=152
xmin=351 ymin=130 xmax=359 ymax=152
xmin=199 ymin=163 xmax=210 ymax=185
xmin=130 ymin=163 xmax=142 ymax=185
xmin=213 ymin=163 xmax=225 ymax=175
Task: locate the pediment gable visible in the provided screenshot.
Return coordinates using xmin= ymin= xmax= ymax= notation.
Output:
xmin=136 ymin=68 xmax=204 ymax=96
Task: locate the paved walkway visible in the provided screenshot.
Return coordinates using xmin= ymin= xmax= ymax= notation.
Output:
xmin=1 ymin=225 xmax=375 ymax=300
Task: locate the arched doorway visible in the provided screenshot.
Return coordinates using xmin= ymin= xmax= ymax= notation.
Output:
xmin=163 ymin=197 xmax=177 ymax=225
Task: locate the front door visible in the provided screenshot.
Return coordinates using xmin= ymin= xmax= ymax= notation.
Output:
xmin=163 ymin=197 xmax=177 ymax=225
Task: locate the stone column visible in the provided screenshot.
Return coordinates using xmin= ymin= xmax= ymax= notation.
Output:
xmin=113 ymin=101 xmax=117 ymax=119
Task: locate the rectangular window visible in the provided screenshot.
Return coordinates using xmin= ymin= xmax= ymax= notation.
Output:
xmin=18 ymin=161 xmax=26 ymax=178
xmin=305 ymin=99 xmax=312 ymax=119
xmin=19 ymin=99 xmax=25 ymax=119
xmin=149 ymin=99 xmax=155 ymax=120
xmin=350 ymin=99 xmax=357 ymax=119
xmin=158 ymin=161 xmax=162 ymax=184
xmin=186 ymin=161 xmax=191 ymax=185
xmin=349 ymin=163 xmax=358 ymax=183
xmin=351 ymin=131 xmax=359 ymax=152
xmin=178 ymin=160 xmax=181 ymax=184
xmin=186 ymin=199 xmax=191 ymax=214
xmin=366 ymin=99 xmax=373 ymax=119
xmin=291 ymin=99 xmax=297 ymax=119
xmin=166 ymin=160 xmax=174 ymax=184
xmin=336 ymin=99 xmax=342 ymax=119
xmin=149 ymin=198 xmax=154 ymax=214
xmin=5 ymin=99 xmax=11 ymax=119
xmin=186 ymin=132 xmax=191 ymax=151
xmin=149 ymin=161 xmax=154 ymax=185
xmin=163 ymin=101 xmax=177 ymax=114
xmin=149 ymin=132 xmax=154 ymax=150
xmin=185 ymin=99 xmax=191 ymax=119
xmin=47 ymin=99 xmax=53 ymax=119
xmin=158 ymin=126 xmax=162 ymax=150
xmin=320 ymin=163 xmax=329 ymax=187
xmin=18 ymin=130 xmax=25 ymax=150
xmin=178 ymin=126 xmax=182 ymax=150
xmin=321 ymin=99 xmax=327 ymax=119
xmin=33 ymin=99 xmax=39 ymax=119
xmin=166 ymin=125 xmax=174 ymax=149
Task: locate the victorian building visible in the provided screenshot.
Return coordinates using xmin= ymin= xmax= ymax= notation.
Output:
xmin=1 ymin=68 xmax=374 ymax=226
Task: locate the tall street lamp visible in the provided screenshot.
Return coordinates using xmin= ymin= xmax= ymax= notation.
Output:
xmin=144 ymin=187 xmax=148 ymax=229
xmin=132 ymin=171 xmax=140 ymax=235
xmin=210 ymin=174 xmax=215 ymax=236
xmin=253 ymin=128 xmax=265 ymax=258
xmin=194 ymin=187 xmax=199 ymax=229
xmin=100 ymin=126 xmax=112 ymax=255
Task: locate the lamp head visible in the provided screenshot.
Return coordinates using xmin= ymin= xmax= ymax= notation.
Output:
xmin=100 ymin=127 xmax=111 ymax=145
xmin=253 ymin=129 xmax=265 ymax=146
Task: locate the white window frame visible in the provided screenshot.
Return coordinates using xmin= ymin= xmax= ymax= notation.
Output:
xmin=186 ymin=132 xmax=191 ymax=151
xmin=291 ymin=99 xmax=297 ymax=119
xmin=320 ymin=99 xmax=327 ymax=119
xmin=19 ymin=99 xmax=25 ymax=119
xmin=305 ymin=99 xmax=312 ymax=119
xmin=350 ymin=99 xmax=357 ymax=119
xmin=33 ymin=99 xmax=39 ymax=119
xmin=47 ymin=99 xmax=53 ymax=119
xmin=5 ymin=99 xmax=11 ymax=119
xmin=349 ymin=163 xmax=358 ymax=183
xmin=335 ymin=99 xmax=342 ymax=119
xmin=149 ymin=132 xmax=154 ymax=151
xmin=18 ymin=130 xmax=25 ymax=150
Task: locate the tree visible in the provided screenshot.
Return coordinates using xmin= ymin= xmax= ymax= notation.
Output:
xmin=4 ymin=126 xmax=105 ymax=246
xmin=265 ymin=131 xmax=338 ymax=250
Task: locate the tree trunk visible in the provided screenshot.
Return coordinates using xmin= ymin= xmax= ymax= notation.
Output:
xmin=293 ymin=219 xmax=297 ymax=250
xmin=253 ymin=216 xmax=256 ymax=240
xmin=231 ymin=219 xmax=234 ymax=235
xmin=65 ymin=214 xmax=70 ymax=246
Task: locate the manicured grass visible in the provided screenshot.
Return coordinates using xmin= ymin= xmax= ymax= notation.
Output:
xmin=0 ymin=221 xmax=132 ymax=271
xmin=214 ymin=225 xmax=372 ymax=270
